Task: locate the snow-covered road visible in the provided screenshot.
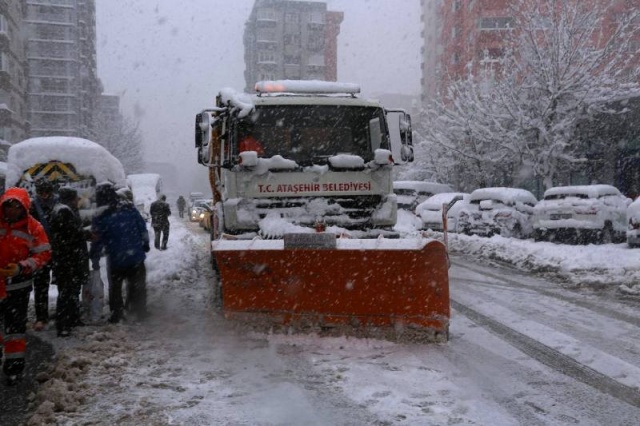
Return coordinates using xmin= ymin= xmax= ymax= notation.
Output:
xmin=20 ymin=219 xmax=640 ymax=425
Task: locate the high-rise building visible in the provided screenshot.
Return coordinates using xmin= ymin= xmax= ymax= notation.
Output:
xmin=421 ymin=0 xmax=640 ymax=101
xmin=25 ymin=0 xmax=100 ymax=138
xmin=243 ymin=0 xmax=343 ymax=92
xmin=0 ymin=0 xmax=29 ymax=145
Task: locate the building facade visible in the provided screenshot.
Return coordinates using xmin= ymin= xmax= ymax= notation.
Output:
xmin=25 ymin=0 xmax=100 ymax=138
xmin=0 ymin=0 xmax=29 ymax=145
xmin=421 ymin=0 xmax=640 ymax=193
xmin=243 ymin=0 xmax=343 ymax=92
xmin=421 ymin=0 xmax=640 ymax=101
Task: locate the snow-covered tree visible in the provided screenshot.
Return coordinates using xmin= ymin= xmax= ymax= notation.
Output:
xmin=94 ymin=115 xmax=145 ymax=174
xmin=424 ymin=0 xmax=640 ymax=190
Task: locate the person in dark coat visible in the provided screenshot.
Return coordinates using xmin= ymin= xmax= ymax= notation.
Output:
xmin=29 ymin=178 xmax=57 ymax=331
xmin=90 ymin=183 xmax=150 ymax=324
xmin=176 ymin=195 xmax=186 ymax=218
xmin=49 ymin=187 xmax=90 ymax=337
xmin=149 ymin=194 xmax=171 ymax=250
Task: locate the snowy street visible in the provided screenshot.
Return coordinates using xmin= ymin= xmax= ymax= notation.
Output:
xmin=11 ymin=218 xmax=640 ymax=425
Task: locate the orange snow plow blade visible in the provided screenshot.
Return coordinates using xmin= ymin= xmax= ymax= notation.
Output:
xmin=213 ymin=235 xmax=450 ymax=343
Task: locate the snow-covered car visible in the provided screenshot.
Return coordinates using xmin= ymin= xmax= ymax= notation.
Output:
xmin=532 ymin=185 xmax=631 ymax=244
xmin=393 ymin=180 xmax=454 ymax=211
xmin=415 ymin=192 xmax=469 ymax=232
xmin=627 ymin=197 xmax=640 ymax=247
xmin=458 ymin=187 xmax=538 ymax=238
xmin=190 ymin=198 xmax=212 ymax=222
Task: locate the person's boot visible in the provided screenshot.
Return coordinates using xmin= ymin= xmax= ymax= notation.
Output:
xmin=5 ymin=374 xmax=20 ymax=386
xmin=108 ymin=310 xmax=123 ymax=324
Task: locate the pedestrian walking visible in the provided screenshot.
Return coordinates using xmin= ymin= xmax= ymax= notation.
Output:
xmin=29 ymin=178 xmax=57 ymax=331
xmin=150 ymin=194 xmax=171 ymax=250
xmin=176 ymin=195 xmax=186 ymax=218
xmin=0 ymin=187 xmax=52 ymax=385
xmin=89 ymin=183 xmax=150 ymax=324
xmin=49 ymin=187 xmax=90 ymax=337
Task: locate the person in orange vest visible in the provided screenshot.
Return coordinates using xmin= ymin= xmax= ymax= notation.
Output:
xmin=0 ymin=187 xmax=52 ymax=385
xmin=238 ymin=134 xmax=265 ymax=156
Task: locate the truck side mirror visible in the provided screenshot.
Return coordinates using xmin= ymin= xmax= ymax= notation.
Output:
xmin=399 ymin=113 xmax=414 ymax=162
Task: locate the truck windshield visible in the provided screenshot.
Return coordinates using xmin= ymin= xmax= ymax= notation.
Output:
xmin=236 ymin=105 xmax=388 ymax=165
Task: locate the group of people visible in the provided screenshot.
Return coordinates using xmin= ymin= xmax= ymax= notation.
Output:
xmin=0 ymin=179 xmax=156 ymax=386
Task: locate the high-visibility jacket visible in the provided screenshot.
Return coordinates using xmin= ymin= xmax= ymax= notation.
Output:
xmin=0 ymin=187 xmax=52 ymax=300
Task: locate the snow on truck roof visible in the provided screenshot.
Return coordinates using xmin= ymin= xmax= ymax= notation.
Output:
xmin=543 ymin=184 xmax=621 ymax=198
xmin=6 ymin=137 xmax=126 ymax=187
xmin=218 ymin=80 xmax=382 ymax=118
xmin=469 ymin=187 xmax=537 ymax=204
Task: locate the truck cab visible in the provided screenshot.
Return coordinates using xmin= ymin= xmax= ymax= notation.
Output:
xmin=195 ymin=80 xmax=414 ymax=239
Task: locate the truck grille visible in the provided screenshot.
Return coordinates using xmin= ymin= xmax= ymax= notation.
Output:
xmin=253 ymin=195 xmax=382 ymax=228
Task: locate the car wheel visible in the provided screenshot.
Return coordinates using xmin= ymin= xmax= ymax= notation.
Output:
xmin=600 ymin=223 xmax=613 ymax=244
xmin=511 ymin=224 xmax=523 ymax=239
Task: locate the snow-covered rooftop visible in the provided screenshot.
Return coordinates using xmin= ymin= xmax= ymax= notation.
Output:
xmin=6 ymin=137 xmax=126 ymax=187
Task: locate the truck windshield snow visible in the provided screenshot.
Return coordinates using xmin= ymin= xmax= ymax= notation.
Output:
xmin=236 ymin=105 xmax=387 ymax=165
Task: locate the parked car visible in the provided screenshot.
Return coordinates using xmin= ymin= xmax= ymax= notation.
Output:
xmin=532 ymin=184 xmax=630 ymax=244
xmin=415 ymin=192 xmax=469 ymax=232
xmin=190 ymin=198 xmax=212 ymax=222
xmin=627 ymin=197 xmax=640 ymax=247
xmin=458 ymin=187 xmax=538 ymax=238
xmin=393 ymin=181 xmax=454 ymax=211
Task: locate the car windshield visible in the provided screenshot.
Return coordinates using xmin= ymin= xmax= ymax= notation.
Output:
xmin=544 ymin=193 xmax=589 ymax=200
xmin=236 ymin=105 xmax=387 ymax=164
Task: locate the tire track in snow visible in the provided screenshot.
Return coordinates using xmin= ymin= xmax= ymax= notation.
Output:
xmin=452 ymin=259 xmax=640 ymax=328
xmin=451 ymin=300 xmax=640 ymax=409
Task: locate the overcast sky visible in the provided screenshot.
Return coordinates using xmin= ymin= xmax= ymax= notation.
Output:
xmin=95 ymin=0 xmax=422 ymax=192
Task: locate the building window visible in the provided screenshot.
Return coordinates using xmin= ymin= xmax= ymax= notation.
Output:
xmin=285 ymin=13 xmax=299 ymax=23
xmin=284 ymin=34 xmax=301 ymax=46
xmin=478 ymin=17 xmax=514 ymax=30
xmin=259 ymin=73 xmax=276 ymax=81
xmin=478 ymin=47 xmax=504 ymax=63
xmin=308 ymin=11 xmax=325 ymax=24
xmin=0 ymin=53 xmax=9 ymax=72
xmin=256 ymin=29 xmax=276 ymax=43
xmin=452 ymin=0 xmax=462 ymax=12
xmin=0 ymin=14 xmax=8 ymax=35
xmin=284 ymin=55 xmax=300 ymax=65
xmin=308 ymin=54 xmax=325 ymax=67
xmin=258 ymin=51 xmax=276 ymax=64
xmin=257 ymin=9 xmax=277 ymax=22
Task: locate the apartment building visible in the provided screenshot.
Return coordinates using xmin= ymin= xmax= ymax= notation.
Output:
xmin=0 ymin=0 xmax=29 ymax=146
xmin=25 ymin=0 xmax=100 ymax=138
xmin=421 ymin=0 xmax=640 ymax=100
xmin=243 ymin=0 xmax=343 ymax=92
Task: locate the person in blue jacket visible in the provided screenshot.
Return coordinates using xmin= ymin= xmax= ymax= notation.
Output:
xmin=89 ymin=182 xmax=150 ymax=324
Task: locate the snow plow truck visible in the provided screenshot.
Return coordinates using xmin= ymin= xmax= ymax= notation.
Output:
xmin=195 ymin=80 xmax=450 ymax=342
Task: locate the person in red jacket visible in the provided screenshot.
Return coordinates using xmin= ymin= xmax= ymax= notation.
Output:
xmin=0 ymin=187 xmax=52 ymax=386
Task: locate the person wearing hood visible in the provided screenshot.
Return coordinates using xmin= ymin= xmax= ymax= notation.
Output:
xmin=50 ymin=187 xmax=90 ymax=337
xmin=0 ymin=187 xmax=52 ymax=385
xmin=29 ymin=178 xmax=58 ymax=331
xmin=89 ymin=183 xmax=150 ymax=324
